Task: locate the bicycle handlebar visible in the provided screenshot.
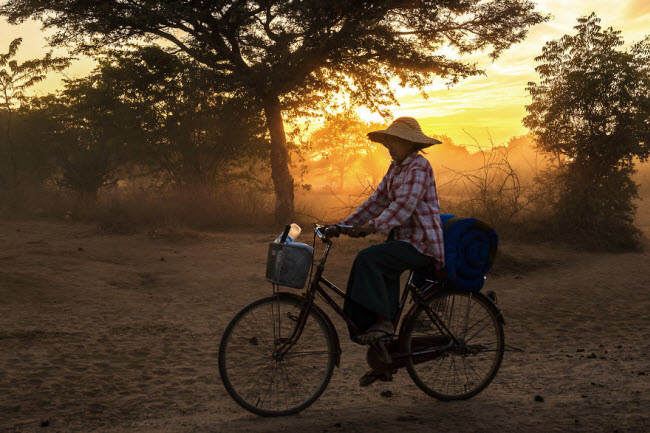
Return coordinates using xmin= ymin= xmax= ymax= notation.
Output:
xmin=314 ymin=223 xmax=368 ymax=241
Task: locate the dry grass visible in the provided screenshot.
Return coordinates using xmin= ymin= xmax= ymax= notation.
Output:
xmin=2 ymin=157 xmax=648 ymax=251
xmin=0 ymin=184 xmax=278 ymax=234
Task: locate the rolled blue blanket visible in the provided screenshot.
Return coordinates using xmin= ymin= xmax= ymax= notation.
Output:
xmin=415 ymin=214 xmax=498 ymax=292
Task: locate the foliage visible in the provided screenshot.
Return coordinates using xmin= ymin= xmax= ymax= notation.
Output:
xmin=308 ymin=112 xmax=383 ymax=190
xmin=0 ymin=38 xmax=69 ymax=193
xmin=0 ymin=107 xmax=57 ymax=188
xmin=31 ymin=78 xmax=141 ymax=200
xmin=0 ymin=0 xmax=549 ymax=223
xmin=0 ymin=1 xmax=548 ymax=106
xmin=524 ymin=14 xmax=650 ymax=248
xmin=89 ymin=46 xmax=268 ymax=187
xmin=0 ymin=38 xmax=70 ymax=109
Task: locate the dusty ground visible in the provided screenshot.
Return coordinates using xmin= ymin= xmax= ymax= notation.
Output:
xmin=1 ymin=217 xmax=649 ymax=433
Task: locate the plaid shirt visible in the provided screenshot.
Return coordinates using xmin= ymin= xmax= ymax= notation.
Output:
xmin=341 ymin=153 xmax=445 ymax=269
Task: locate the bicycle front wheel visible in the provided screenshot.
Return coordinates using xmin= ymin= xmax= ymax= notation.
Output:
xmin=402 ymin=290 xmax=504 ymax=401
xmin=218 ymin=293 xmax=336 ymax=416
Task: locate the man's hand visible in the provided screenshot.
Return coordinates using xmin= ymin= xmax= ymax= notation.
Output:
xmin=348 ymin=224 xmax=376 ymax=238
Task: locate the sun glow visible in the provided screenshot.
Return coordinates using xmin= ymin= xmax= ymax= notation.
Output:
xmin=2 ymin=1 xmax=649 ymax=149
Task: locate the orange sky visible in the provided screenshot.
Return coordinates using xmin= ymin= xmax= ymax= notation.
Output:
xmin=1 ymin=0 xmax=649 ymax=147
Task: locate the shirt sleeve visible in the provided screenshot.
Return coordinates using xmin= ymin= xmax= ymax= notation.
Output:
xmin=370 ymin=166 xmax=428 ymax=233
xmin=340 ymin=168 xmax=391 ymax=225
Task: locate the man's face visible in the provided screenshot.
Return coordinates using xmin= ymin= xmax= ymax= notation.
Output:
xmin=382 ymin=135 xmax=416 ymax=162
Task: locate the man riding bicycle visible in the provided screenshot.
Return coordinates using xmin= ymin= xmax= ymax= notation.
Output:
xmin=339 ymin=117 xmax=445 ymax=345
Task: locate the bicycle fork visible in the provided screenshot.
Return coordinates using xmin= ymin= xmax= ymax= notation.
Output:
xmin=271 ymin=274 xmax=320 ymax=361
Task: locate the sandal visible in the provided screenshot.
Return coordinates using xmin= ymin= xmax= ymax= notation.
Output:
xmin=356 ymin=328 xmax=393 ymax=344
xmin=359 ymin=367 xmax=398 ymax=387
xmin=359 ymin=369 xmax=388 ymax=387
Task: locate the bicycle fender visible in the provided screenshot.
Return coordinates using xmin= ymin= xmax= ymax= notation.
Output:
xmin=484 ymin=291 xmax=506 ymax=326
xmin=278 ymin=292 xmax=343 ymax=368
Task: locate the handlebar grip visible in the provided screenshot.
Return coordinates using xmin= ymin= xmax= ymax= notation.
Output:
xmin=324 ymin=226 xmax=340 ymax=238
xmin=279 ymin=224 xmax=291 ymax=243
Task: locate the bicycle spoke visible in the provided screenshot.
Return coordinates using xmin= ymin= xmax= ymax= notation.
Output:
xmin=227 ymin=358 xmax=271 ymax=382
xmin=463 ymin=295 xmax=472 ymax=338
xmin=462 ymin=313 xmax=491 ymax=340
xmin=283 ymin=364 xmax=299 ymax=407
xmin=424 ymin=355 xmax=446 ymax=385
xmin=275 ymin=363 xmax=280 ymax=411
xmin=462 ymin=355 xmax=490 ymax=383
xmin=282 ymin=350 xmax=332 ymax=357
xmin=453 ymin=355 xmax=465 ymax=394
xmin=283 ymin=358 xmax=326 ymax=386
xmin=246 ymin=309 xmax=274 ymax=350
xmin=220 ymin=296 xmax=334 ymax=415
xmin=243 ymin=361 xmax=274 ymax=403
xmin=278 ymin=363 xmax=299 ymax=407
xmin=278 ymin=362 xmax=319 ymax=401
xmin=465 ymin=318 xmax=495 ymax=344
xmin=460 ymin=356 xmax=474 ymax=391
xmin=443 ymin=356 xmax=454 ymax=394
xmin=258 ymin=364 xmax=278 ymax=408
xmin=407 ymin=291 xmax=503 ymax=400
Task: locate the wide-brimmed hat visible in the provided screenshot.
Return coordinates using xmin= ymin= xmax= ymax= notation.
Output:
xmin=367 ymin=117 xmax=442 ymax=148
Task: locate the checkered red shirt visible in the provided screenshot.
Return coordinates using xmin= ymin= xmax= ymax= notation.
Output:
xmin=341 ymin=153 xmax=445 ymax=269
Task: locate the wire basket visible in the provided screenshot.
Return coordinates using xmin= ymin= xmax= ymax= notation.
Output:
xmin=266 ymin=242 xmax=314 ymax=289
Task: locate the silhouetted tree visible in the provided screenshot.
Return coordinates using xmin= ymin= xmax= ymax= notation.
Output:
xmin=35 ymin=77 xmax=140 ymax=201
xmin=1 ymin=0 xmax=547 ymax=223
xmin=309 ymin=112 xmax=382 ymax=191
xmin=90 ymin=47 xmax=268 ymax=187
xmin=0 ymin=106 xmax=58 ymax=191
xmin=524 ymin=14 xmax=650 ymax=247
xmin=0 ymin=38 xmax=68 ymax=195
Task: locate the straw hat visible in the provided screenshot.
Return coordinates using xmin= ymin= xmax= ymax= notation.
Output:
xmin=367 ymin=117 xmax=442 ymax=148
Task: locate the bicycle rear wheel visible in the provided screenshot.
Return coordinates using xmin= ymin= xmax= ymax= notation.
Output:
xmin=402 ymin=290 xmax=504 ymax=400
xmin=218 ymin=293 xmax=336 ymax=416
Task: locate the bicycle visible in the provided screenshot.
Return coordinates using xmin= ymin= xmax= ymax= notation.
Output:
xmin=218 ymin=223 xmax=505 ymax=417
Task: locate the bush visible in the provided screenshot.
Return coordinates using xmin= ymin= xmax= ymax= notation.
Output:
xmin=437 ymin=139 xmax=540 ymax=239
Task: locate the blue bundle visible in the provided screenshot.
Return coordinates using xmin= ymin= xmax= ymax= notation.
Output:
xmin=415 ymin=214 xmax=498 ymax=292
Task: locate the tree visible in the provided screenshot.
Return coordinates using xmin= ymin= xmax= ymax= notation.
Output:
xmin=0 ymin=105 xmax=58 ymax=197
xmin=1 ymin=0 xmax=547 ymax=223
xmin=524 ymin=14 xmax=650 ymax=247
xmin=90 ymin=47 xmax=268 ymax=187
xmin=35 ymin=77 xmax=141 ymax=201
xmin=309 ymin=112 xmax=382 ymax=191
xmin=0 ymin=38 xmax=69 ymax=194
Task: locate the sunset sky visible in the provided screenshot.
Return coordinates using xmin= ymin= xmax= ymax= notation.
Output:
xmin=1 ymin=0 xmax=649 ymax=147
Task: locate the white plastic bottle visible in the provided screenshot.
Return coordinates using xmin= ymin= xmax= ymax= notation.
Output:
xmin=275 ymin=223 xmax=302 ymax=243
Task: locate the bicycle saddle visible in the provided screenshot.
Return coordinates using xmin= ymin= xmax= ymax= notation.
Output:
xmin=412 ymin=263 xmax=446 ymax=282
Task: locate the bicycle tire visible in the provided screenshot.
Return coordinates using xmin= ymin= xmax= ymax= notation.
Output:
xmin=401 ymin=290 xmax=504 ymax=401
xmin=219 ymin=292 xmax=336 ymax=416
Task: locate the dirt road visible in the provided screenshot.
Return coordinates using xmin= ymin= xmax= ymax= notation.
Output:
xmin=1 ymin=219 xmax=648 ymax=432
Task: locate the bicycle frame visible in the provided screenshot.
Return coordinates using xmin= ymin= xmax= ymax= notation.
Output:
xmin=273 ymin=224 xmax=458 ymax=361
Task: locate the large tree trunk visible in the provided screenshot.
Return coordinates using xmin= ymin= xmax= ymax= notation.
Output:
xmin=263 ymin=93 xmax=295 ymax=225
